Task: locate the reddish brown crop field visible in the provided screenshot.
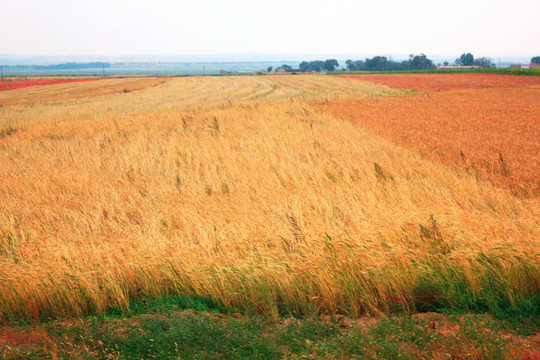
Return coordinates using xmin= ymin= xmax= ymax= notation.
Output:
xmin=337 ymin=73 xmax=540 ymax=91
xmin=0 ymin=78 xmax=97 ymax=91
xmin=317 ymin=85 xmax=540 ymax=197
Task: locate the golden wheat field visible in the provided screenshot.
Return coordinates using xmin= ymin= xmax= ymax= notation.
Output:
xmin=0 ymin=75 xmax=538 ymax=322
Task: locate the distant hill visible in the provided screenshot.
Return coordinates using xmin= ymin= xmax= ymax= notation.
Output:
xmin=33 ymin=62 xmax=111 ymax=70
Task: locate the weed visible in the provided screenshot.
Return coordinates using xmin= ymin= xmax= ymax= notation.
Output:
xmin=0 ymin=125 xmax=17 ymax=138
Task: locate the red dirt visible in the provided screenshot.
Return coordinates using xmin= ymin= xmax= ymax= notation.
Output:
xmin=0 ymin=78 xmax=98 ymax=91
xmin=337 ymin=73 xmax=540 ymax=91
xmin=0 ymin=326 xmax=49 ymax=347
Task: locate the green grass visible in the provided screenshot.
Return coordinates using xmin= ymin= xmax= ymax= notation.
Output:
xmin=5 ymin=294 xmax=231 ymax=327
xmin=3 ymin=311 xmax=537 ymax=359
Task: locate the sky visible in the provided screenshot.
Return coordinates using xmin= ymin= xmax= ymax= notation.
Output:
xmin=1 ymin=0 xmax=539 ymax=58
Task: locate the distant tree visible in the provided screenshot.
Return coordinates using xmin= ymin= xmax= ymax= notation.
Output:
xmin=281 ymin=64 xmax=292 ymax=72
xmin=456 ymin=53 xmax=474 ymax=66
xmin=443 ymin=61 xmax=449 ymax=66
xmin=345 ymin=59 xmax=366 ymax=71
xmin=323 ymin=59 xmax=339 ymax=71
xmin=343 ymin=56 xmax=436 ymax=71
xmin=403 ymin=54 xmax=435 ymax=70
xmin=531 ymin=56 xmax=540 ymax=64
xmin=311 ymin=61 xmax=325 ymax=72
xmin=473 ymin=57 xmax=492 ymax=68
xmin=365 ymin=56 xmax=390 ymax=71
xmin=297 ymin=59 xmax=340 ymax=72
xmin=353 ymin=60 xmax=366 ymax=71
xmin=299 ymin=61 xmax=310 ymax=72
xmin=267 ymin=66 xmax=273 ymax=72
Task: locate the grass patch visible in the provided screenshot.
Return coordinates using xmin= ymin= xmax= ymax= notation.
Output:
xmin=3 ymin=312 xmax=537 ymax=359
xmin=108 ymin=295 xmax=230 ymax=318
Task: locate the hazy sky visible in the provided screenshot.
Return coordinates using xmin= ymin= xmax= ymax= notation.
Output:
xmin=1 ymin=0 xmax=538 ymax=57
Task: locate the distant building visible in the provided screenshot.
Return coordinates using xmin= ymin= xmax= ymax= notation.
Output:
xmin=437 ymin=66 xmax=482 ymax=69
xmin=220 ymin=70 xmax=241 ymax=75
xmin=275 ymin=67 xmax=305 ymax=73
xmin=509 ymin=63 xmax=540 ymax=69
xmin=219 ymin=69 xmax=259 ymax=75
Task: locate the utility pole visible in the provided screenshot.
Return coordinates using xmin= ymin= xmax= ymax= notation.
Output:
xmin=102 ymin=64 xmax=105 ymax=77
xmin=203 ymin=62 xmax=205 ymax=76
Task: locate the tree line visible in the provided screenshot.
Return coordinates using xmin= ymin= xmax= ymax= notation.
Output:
xmin=275 ymin=54 xmax=436 ymax=72
xmin=274 ymin=59 xmax=340 ymax=73
xmin=450 ymin=53 xmax=539 ymax=68
xmin=453 ymin=53 xmax=493 ymax=67
xmin=275 ymin=54 xmax=540 ymax=73
xmin=345 ymin=54 xmax=435 ymax=71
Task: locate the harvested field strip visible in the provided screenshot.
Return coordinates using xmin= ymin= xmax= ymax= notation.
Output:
xmin=0 ymin=75 xmax=401 ymax=127
xmin=1 ymin=94 xmax=538 ymax=322
xmin=316 ymin=86 xmax=540 ymax=197
xmin=337 ymin=73 xmax=540 ymax=91
xmin=0 ymin=78 xmax=98 ymax=92
xmin=0 ymin=77 xmax=168 ymax=106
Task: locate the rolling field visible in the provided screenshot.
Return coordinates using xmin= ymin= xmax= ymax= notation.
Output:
xmin=0 ymin=74 xmax=539 ymax=357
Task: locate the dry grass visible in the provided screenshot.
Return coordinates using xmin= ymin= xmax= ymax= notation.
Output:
xmin=0 ymin=75 xmax=538 ymax=322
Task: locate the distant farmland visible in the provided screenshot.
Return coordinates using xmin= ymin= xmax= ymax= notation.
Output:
xmin=0 ymin=78 xmax=98 ymax=92
xmin=0 ymin=74 xmax=538 ymax=326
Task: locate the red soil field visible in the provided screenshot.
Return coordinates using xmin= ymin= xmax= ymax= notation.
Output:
xmin=337 ymin=73 xmax=540 ymax=91
xmin=0 ymin=78 xmax=98 ymax=91
xmin=316 ymin=86 xmax=540 ymax=197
